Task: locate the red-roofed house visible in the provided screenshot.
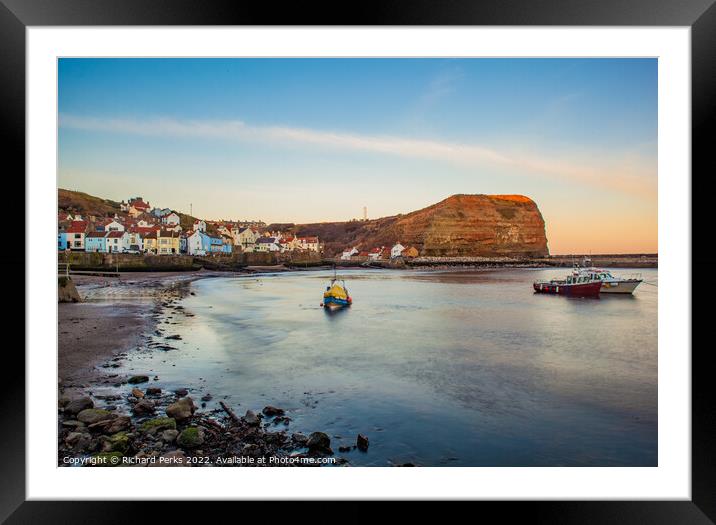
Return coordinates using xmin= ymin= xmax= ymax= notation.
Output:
xmin=297 ymin=236 xmax=321 ymax=252
xmin=105 ymin=230 xmax=127 ymax=253
xmin=160 ymin=211 xmax=181 ymax=226
xmin=128 ymin=198 xmax=151 ymax=218
xmin=66 ymin=221 xmax=88 ymax=250
xmin=368 ymin=247 xmax=385 ymax=261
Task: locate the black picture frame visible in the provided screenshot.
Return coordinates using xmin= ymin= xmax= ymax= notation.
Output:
xmin=3 ymin=0 xmax=710 ymax=521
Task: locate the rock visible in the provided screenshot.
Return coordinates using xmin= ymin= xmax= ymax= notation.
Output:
xmin=101 ymin=432 xmax=130 ymax=453
xmin=262 ymin=406 xmax=285 ymax=417
xmin=357 ymin=434 xmax=369 ymax=451
xmin=65 ymin=432 xmax=93 ymax=451
xmin=131 ymin=388 xmax=144 ymax=399
xmin=64 ymin=396 xmax=94 ymax=415
xmin=338 ymin=446 xmax=352 ymax=453
xmin=58 ymin=276 xmax=82 ymax=303
xmin=174 ymin=388 xmax=189 ymax=397
xmin=201 ymin=393 xmax=213 ymax=402
xmin=132 ymin=399 xmax=155 ymax=416
xmin=291 ymin=432 xmax=308 ymax=445
xmin=141 ymin=417 xmax=176 ymax=434
xmin=77 ymin=408 xmax=114 ymax=425
xmin=61 ymin=420 xmax=85 ymax=429
xmin=165 ymin=334 xmax=182 ymax=340
xmin=161 ymin=429 xmax=179 ymax=443
xmin=58 ymin=396 xmax=71 ymax=408
xmin=177 ymin=427 xmax=205 ymax=448
xmin=128 ymin=375 xmax=149 ymax=384
xmin=146 ymin=387 xmax=162 ymax=395
xmin=273 ymin=415 xmax=291 ymax=426
xmin=166 ymin=397 xmax=195 ymax=422
xmin=306 ymin=431 xmax=332 ymax=454
xmin=89 ymin=415 xmax=130 ymax=434
xmin=151 ymin=450 xmax=191 ymax=467
xmin=243 ymin=410 xmax=260 ymax=426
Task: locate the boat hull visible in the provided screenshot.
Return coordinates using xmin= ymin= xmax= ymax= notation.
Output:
xmin=323 ymin=296 xmax=351 ymax=308
xmin=533 ymin=281 xmax=601 ymax=297
xmin=600 ymin=280 xmax=642 ymax=294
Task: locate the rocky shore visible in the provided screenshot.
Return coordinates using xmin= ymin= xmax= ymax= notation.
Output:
xmin=58 ymin=384 xmax=356 ymax=467
xmin=58 ymin=271 xmax=364 ymax=467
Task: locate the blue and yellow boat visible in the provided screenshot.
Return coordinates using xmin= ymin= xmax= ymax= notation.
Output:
xmin=321 ymin=269 xmax=352 ymax=309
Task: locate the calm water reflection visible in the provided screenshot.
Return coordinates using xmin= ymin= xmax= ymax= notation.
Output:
xmin=123 ymin=268 xmax=657 ymax=466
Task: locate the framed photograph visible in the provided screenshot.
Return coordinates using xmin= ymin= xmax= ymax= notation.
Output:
xmin=6 ymin=0 xmax=711 ymax=521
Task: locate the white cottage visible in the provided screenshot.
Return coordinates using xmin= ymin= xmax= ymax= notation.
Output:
xmin=341 ymin=247 xmax=359 ymax=260
xmin=390 ymin=243 xmax=406 ymax=258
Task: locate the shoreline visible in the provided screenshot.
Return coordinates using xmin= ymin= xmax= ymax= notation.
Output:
xmin=58 ymin=271 xmax=349 ymax=467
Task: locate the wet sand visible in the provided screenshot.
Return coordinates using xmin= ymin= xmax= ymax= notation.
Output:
xmin=58 ymin=302 xmax=150 ymax=395
xmin=58 ymin=271 xmax=218 ymax=396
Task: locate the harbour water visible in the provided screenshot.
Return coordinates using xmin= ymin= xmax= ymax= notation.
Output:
xmin=120 ymin=268 xmax=658 ymax=466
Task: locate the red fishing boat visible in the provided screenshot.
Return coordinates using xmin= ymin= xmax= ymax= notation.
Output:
xmin=533 ymin=271 xmax=602 ymax=297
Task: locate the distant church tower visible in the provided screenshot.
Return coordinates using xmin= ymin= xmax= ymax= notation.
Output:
xmin=363 ymin=206 xmax=368 ymax=221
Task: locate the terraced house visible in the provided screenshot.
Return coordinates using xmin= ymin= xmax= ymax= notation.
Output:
xmin=144 ymin=229 xmax=180 ymax=255
xmin=65 ymin=221 xmax=88 ymax=250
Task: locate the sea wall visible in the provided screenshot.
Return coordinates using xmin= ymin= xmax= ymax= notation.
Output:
xmin=58 ymin=251 xmax=323 ymax=271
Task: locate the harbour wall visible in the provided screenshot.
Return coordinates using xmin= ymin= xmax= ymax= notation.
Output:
xmin=58 ymin=251 xmax=324 ymax=271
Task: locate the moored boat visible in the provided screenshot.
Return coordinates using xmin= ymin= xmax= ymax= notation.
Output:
xmin=533 ymin=272 xmax=602 ymax=297
xmin=575 ymin=259 xmax=643 ymax=294
xmin=321 ymin=268 xmax=352 ymax=309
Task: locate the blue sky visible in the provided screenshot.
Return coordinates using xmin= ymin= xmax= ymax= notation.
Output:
xmin=58 ymin=58 xmax=657 ymax=253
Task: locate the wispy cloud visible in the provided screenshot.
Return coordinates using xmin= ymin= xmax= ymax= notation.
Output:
xmin=59 ymin=114 xmax=656 ymax=198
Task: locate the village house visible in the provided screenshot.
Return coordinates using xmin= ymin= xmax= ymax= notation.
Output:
xmin=105 ymin=230 xmax=126 ymax=253
xmin=186 ymin=229 xmax=209 ymax=255
xmin=281 ymin=236 xmax=300 ymax=251
xmin=151 ymin=207 xmax=172 ymax=218
xmin=210 ymin=234 xmax=233 ymax=254
xmin=163 ymin=222 xmax=182 ymax=233
xmin=102 ymin=217 xmax=125 ymax=232
xmin=179 ymin=233 xmax=188 ymax=254
xmin=341 ymin=247 xmax=359 ymax=260
xmin=157 ymin=229 xmax=180 ymax=255
xmin=217 ymin=223 xmax=234 ymax=238
xmin=125 ymin=227 xmax=144 ymax=252
xmin=127 ymin=197 xmax=151 ymax=218
xmin=401 ymin=246 xmax=419 ymax=258
xmin=368 ymin=247 xmax=385 ymax=261
xmin=84 ymin=231 xmax=108 ymax=253
xmin=160 ymin=211 xmax=181 ymax=226
xmin=193 ymin=219 xmax=207 ymax=232
xmin=58 ymin=228 xmax=68 ymax=251
xmin=235 ymin=227 xmax=260 ymax=252
xmin=297 ymin=236 xmax=321 ymax=252
xmin=66 ymin=221 xmax=88 ymax=250
xmin=144 ymin=229 xmax=180 ymax=255
xmin=255 ymin=236 xmax=281 ymax=252
xmin=391 ymin=243 xmax=406 ymax=258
